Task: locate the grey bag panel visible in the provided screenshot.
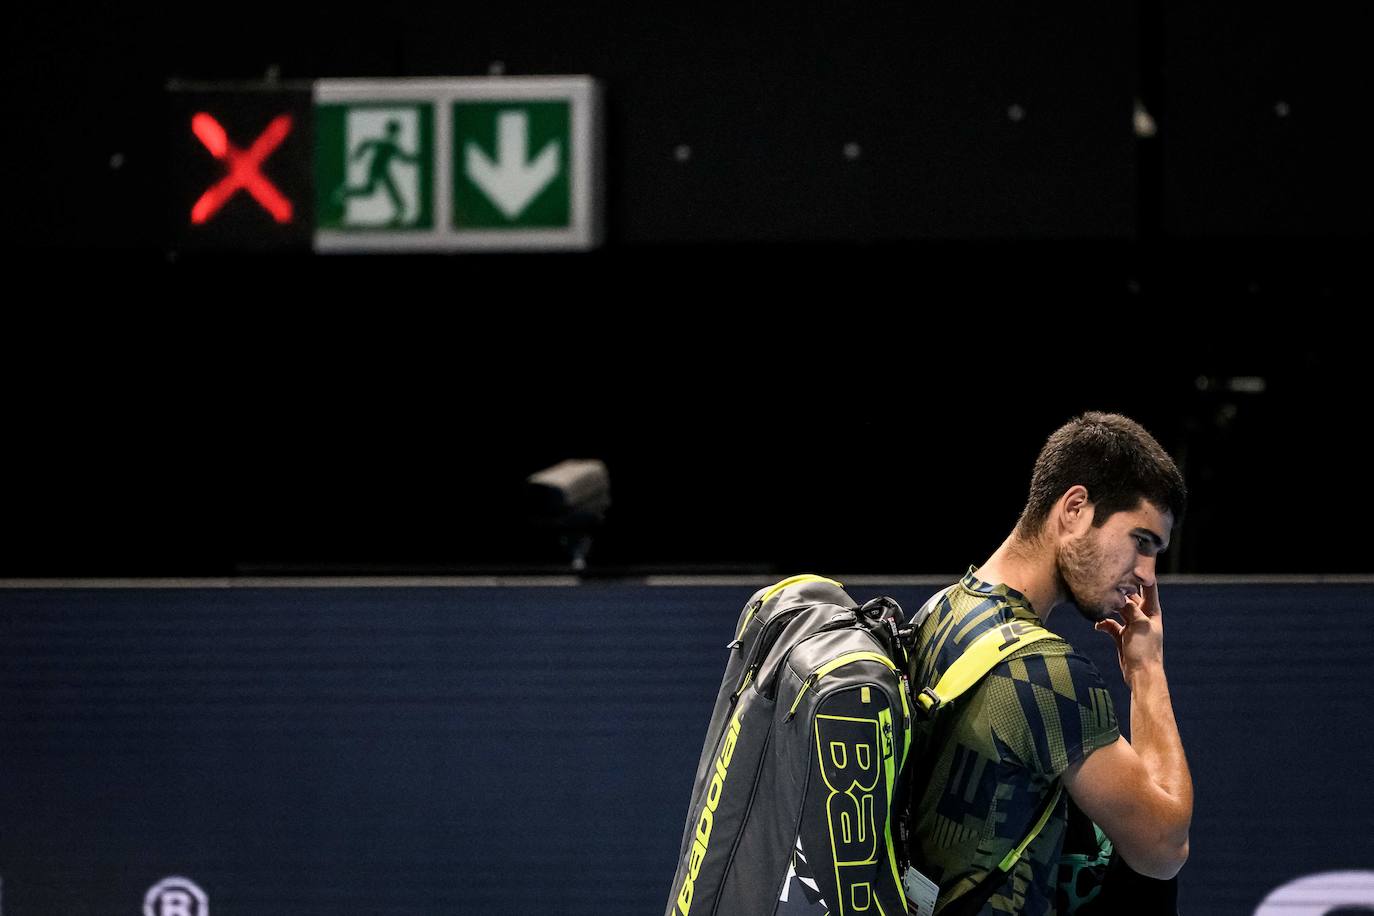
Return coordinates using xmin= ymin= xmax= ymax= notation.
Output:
xmin=752 ymin=605 xmax=859 ymax=699
xmin=677 ymin=583 xmax=846 ymax=860
xmin=772 ymin=662 xmax=812 ymax=798
xmin=716 ymin=717 xmax=800 ymax=916
xmin=780 ymin=626 xmax=884 ymax=686
xmin=667 ymin=688 xmax=779 ymax=916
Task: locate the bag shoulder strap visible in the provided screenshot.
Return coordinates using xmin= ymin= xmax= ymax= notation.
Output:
xmin=939 ymin=783 xmax=1064 ymax=916
xmin=914 ymin=619 xmax=1062 ymax=716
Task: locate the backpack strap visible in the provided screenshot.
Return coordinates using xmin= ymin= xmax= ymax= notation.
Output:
xmin=998 ymin=781 xmax=1063 ymax=873
xmin=913 ymin=619 xmax=1062 ymax=717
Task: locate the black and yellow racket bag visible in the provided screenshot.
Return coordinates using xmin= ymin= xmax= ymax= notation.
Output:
xmin=665 ymin=574 xmax=913 ymax=916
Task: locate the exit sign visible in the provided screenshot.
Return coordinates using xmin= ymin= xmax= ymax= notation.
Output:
xmin=313 ymin=77 xmax=602 ymax=252
xmin=168 ymin=77 xmax=602 ymax=254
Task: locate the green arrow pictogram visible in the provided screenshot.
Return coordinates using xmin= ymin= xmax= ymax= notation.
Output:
xmin=464 ymin=110 xmax=561 ymax=219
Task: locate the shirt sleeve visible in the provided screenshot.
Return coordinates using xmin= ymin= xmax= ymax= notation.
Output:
xmin=986 ymin=646 xmax=1120 ymax=777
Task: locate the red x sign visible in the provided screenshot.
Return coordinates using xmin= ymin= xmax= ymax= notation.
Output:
xmin=190 ymin=113 xmax=295 ymax=224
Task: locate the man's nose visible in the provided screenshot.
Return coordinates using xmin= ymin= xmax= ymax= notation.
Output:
xmin=1134 ymin=554 xmax=1157 ymax=589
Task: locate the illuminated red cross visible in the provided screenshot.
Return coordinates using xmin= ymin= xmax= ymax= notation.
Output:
xmin=190 ymin=112 xmax=294 ymax=224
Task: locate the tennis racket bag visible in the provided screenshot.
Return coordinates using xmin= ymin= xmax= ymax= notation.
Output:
xmin=665 ymin=574 xmax=913 ymax=916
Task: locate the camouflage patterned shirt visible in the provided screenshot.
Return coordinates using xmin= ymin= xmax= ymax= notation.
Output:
xmin=907 ymin=568 xmax=1120 ymax=916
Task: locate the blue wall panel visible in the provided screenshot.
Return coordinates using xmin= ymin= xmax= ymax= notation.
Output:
xmin=2 ymin=581 xmax=1371 ymax=914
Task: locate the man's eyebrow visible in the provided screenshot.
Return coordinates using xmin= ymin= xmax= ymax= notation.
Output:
xmin=1133 ymin=528 xmax=1168 ymax=551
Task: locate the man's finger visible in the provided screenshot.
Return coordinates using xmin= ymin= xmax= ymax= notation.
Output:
xmin=1120 ymin=595 xmax=1148 ymax=625
xmin=1095 ymin=619 xmax=1123 ymax=639
xmin=1143 ymin=582 xmax=1164 ymax=618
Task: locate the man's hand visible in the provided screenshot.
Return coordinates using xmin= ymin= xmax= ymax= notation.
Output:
xmin=1070 ymin=580 xmax=1192 ymax=879
xmin=1094 ymin=582 xmax=1165 ymax=685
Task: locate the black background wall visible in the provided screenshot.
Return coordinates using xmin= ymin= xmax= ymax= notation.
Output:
xmin=3 ymin=350 xmax=1367 ymax=577
xmin=4 ymin=3 xmax=1370 ymax=576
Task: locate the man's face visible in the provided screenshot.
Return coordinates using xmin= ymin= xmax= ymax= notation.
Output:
xmin=1056 ymin=498 xmax=1173 ymax=622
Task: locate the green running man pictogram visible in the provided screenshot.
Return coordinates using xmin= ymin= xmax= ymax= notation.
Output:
xmin=333 ymin=119 xmax=419 ymax=225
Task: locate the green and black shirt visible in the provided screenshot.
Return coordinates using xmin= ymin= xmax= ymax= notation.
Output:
xmin=908 ymin=568 xmax=1120 ymax=916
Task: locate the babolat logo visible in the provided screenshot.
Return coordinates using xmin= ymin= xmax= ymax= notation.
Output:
xmin=675 ymin=710 xmax=744 ymax=916
xmin=144 ymin=876 xmax=209 ymax=916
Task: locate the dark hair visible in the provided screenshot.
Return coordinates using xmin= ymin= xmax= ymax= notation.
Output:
xmin=1015 ymin=412 xmax=1187 ymax=537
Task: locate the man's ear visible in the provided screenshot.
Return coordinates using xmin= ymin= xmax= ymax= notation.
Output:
xmin=1057 ymin=485 xmax=1094 ymax=536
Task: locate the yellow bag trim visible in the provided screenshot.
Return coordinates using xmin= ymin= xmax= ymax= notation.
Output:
xmin=815 ymin=649 xmax=897 ymax=680
xmin=788 ymin=651 xmax=897 ymax=717
xmin=879 ymin=705 xmax=905 ymax=899
xmin=759 ymin=573 xmax=845 ymax=606
xmin=731 ymin=668 xmax=756 ymax=701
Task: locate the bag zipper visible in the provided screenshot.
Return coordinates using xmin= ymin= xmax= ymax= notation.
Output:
xmin=731 ymin=606 xmax=807 ymax=704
